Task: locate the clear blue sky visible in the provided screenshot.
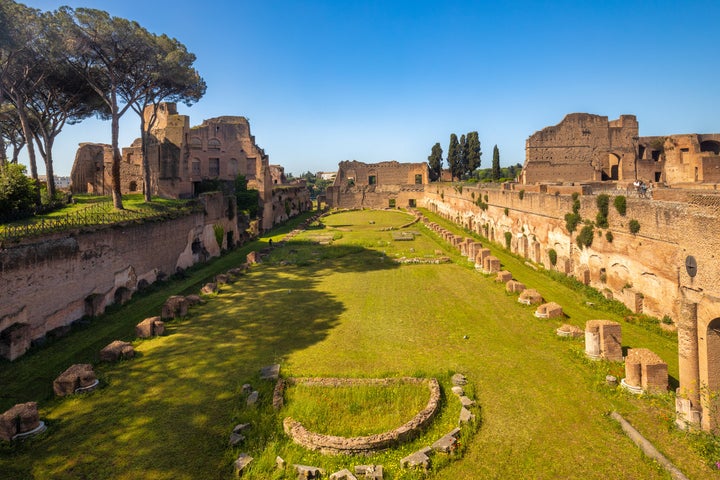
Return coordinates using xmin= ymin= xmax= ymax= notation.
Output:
xmin=20 ymin=0 xmax=720 ymax=176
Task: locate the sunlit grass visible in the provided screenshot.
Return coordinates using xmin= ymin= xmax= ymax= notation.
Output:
xmin=0 ymin=209 xmax=717 ymax=479
xmin=283 ymin=382 xmax=431 ymax=437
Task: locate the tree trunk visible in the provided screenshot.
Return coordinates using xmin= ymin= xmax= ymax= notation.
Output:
xmin=13 ymin=93 xmax=41 ymax=205
xmin=110 ymin=91 xmax=124 ymax=210
xmin=139 ymin=113 xmax=151 ymax=202
xmin=0 ymin=134 xmax=6 ymax=166
xmin=43 ymin=137 xmax=56 ymax=199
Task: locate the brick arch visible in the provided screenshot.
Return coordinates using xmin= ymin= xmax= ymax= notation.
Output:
xmin=699 ymin=305 xmax=720 ymax=431
xmin=602 ymin=153 xmax=621 ymax=181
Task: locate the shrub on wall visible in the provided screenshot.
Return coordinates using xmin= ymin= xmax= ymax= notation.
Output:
xmin=504 ymin=231 xmax=512 ymax=249
xmin=629 ymin=219 xmax=641 ymax=234
xmin=595 ymin=194 xmax=609 ymax=228
xmin=576 ymin=224 xmax=594 ymax=249
xmin=518 ymin=189 xmax=525 ymax=200
xmin=504 ymin=207 xmax=509 ymax=216
xmin=605 ymin=231 xmax=614 ymax=243
xmin=564 ymin=212 xmax=581 ymax=233
xmin=571 ymin=192 xmax=581 ymax=214
xmin=548 ymin=249 xmax=557 ymax=266
xmin=614 ymin=195 xmax=627 ymax=216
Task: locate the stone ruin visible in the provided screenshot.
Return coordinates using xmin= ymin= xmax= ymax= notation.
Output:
xmin=482 ymin=256 xmax=501 ymax=274
xmin=161 ymin=295 xmax=189 ymax=319
xmin=0 ymin=322 xmax=31 ymax=361
xmin=521 ymin=112 xmax=720 ymax=186
xmin=622 ymin=348 xmax=668 ymax=394
xmin=135 ymin=316 xmax=165 ymax=338
xmin=585 ymin=320 xmax=623 ymax=362
xmin=99 ymin=340 xmax=135 ymax=362
xmin=556 ymin=324 xmax=584 ymax=338
xmin=495 ymin=270 xmax=512 ymax=283
xmin=200 ymin=283 xmax=218 ymax=295
xmin=246 ymin=251 xmax=261 ymax=265
xmin=474 ymin=248 xmax=492 ymax=269
xmin=534 ymin=302 xmax=563 ymax=319
xmin=53 ymin=363 xmax=98 ymax=396
xmin=282 ymin=377 xmax=441 ymax=455
xmin=518 ymin=289 xmax=543 ymax=305
xmin=506 ymin=280 xmax=526 ymax=293
xmin=0 ymin=402 xmax=45 ymax=441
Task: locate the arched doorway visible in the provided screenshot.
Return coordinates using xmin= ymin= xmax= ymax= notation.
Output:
xmin=602 ymin=153 xmax=621 ymax=181
xmin=702 ymin=317 xmax=720 ymax=431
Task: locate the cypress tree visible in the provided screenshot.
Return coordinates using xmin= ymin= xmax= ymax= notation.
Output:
xmin=492 ymin=144 xmax=501 ymax=181
xmin=427 ymin=142 xmax=443 ymax=181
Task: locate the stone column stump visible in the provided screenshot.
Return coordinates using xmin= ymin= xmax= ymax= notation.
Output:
xmin=53 ymin=364 xmax=98 ymax=396
xmin=0 ymin=402 xmax=43 ymax=441
xmin=585 ymin=320 xmax=623 ymax=362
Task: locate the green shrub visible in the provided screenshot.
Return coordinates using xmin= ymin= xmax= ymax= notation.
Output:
xmin=629 ymin=219 xmax=640 ymax=234
xmin=595 ymin=194 xmax=609 ymax=228
xmin=564 ymin=212 xmax=581 ymax=233
xmin=504 ymin=207 xmax=509 ymax=216
xmin=605 ymin=231 xmax=614 ymax=243
xmin=484 ymin=194 xmax=489 ymax=202
xmin=0 ymin=163 xmax=38 ymax=222
xmin=548 ymin=249 xmax=557 ymax=266
xmin=504 ymin=231 xmax=512 ymax=249
xmin=614 ymin=195 xmax=627 ymax=216
xmin=518 ymin=189 xmax=525 ymax=200
xmin=213 ymin=224 xmax=224 ymax=249
xmin=576 ymin=224 xmax=595 ymax=249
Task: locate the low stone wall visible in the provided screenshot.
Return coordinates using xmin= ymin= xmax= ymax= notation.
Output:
xmin=283 ymin=377 xmax=441 ymax=455
xmin=0 ymin=193 xmax=239 ymax=361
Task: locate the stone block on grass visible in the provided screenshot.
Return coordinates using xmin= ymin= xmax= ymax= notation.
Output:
xmin=99 ymin=340 xmax=135 ymax=362
xmin=135 ymin=317 xmax=165 ymax=338
xmin=234 ymin=453 xmax=253 ymax=476
xmin=161 ymin=295 xmax=189 ymax=319
xmin=401 ymin=447 xmax=431 ymax=469
xmin=330 ymin=468 xmax=358 ymax=480
xmin=201 ymin=283 xmax=218 ymax=295
xmin=53 ymin=364 xmax=97 ymax=396
xmin=0 ymin=402 xmax=41 ymax=441
xmin=518 ymin=289 xmax=543 ymax=305
xmin=294 ymin=464 xmax=325 ymax=478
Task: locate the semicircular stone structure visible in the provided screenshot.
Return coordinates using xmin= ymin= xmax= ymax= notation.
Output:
xmin=283 ymin=377 xmax=441 ymax=455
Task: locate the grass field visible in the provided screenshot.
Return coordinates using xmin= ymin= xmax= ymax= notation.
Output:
xmin=0 ymin=208 xmax=718 ymax=479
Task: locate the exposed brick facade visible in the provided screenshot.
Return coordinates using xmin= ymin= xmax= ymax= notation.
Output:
xmin=521 ymin=113 xmax=720 ymax=186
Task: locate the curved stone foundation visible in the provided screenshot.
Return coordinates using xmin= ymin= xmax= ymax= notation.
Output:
xmin=283 ymin=377 xmax=441 ymax=455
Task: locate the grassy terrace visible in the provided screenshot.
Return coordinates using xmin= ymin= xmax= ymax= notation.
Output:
xmin=0 ymin=208 xmax=717 ymax=479
xmin=0 ymin=194 xmax=196 ymax=241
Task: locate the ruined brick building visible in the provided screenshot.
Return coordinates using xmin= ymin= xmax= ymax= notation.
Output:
xmin=521 ymin=113 xmax=720 ymax=186
xmin=70 ymin=103 xmax=309 ymax=230
xmin=325 ymin=160 xmax=428 ymax=208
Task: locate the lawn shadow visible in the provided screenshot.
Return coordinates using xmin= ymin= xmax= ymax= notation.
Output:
xmin=0 ymin=240 xmax=403 ymax=478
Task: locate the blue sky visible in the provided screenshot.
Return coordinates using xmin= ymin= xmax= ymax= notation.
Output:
xmin=19 ymin=0 xmax=720 ymax=176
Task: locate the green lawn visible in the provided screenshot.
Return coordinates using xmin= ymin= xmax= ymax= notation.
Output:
xmin=0 ymin=209 xmax=716 ymax=479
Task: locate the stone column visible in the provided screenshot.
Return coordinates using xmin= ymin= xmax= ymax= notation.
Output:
xmin=678 ymin=299 xmax=700 ymax=408
xmin=625 ymin=360 xmax=642 ymax=388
